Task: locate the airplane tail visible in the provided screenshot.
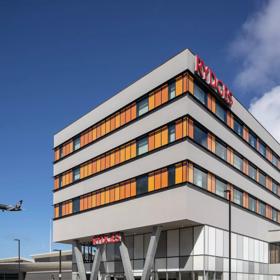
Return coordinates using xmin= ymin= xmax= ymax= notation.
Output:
xmin=15 ymin=200 xmax=23 ymax=210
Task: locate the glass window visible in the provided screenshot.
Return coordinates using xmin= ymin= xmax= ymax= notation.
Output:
xmin=137 ymin=137 xmax=148 ymax=155
xmin=259 ymin=141 xmax=266 ymax=157
xmin=194 ymin=84 xmax=207 ymax=105
xmin=137 ymin=98 xmax=149 ymax=117
xmin=73 ymin=198 xmax=80 ymax=213
xmin=259 ymin=171 xmax=266 ymax=187
xmin=234 ymin=118 xmax=243 ymax=136
xmin=59 ymin=147 xmax=64 ymax=158
xmin=168 ymin=124 xmax=176 ymax=143
xmin=59 ymin=204 xmax=62 ymax=217
xmin=216 ymin=102 xmax=227 ymax=122
xmin=272 ymin=153 xmax=278 ymax=167
xmin=248 ymin=164 xmax=257 ymax=180
xmin=59 ymin=176 xmax=63 ymax=188
xmin=233 ymin=189 xmax=243 ymax=206
xmin=233 ymin=153 xmax=243 ymax=171
xmin=194 ymin=124 xmax=208 ymax=148
xmin=258 ymin=201 xmax=266 ymax=216
xmin=168 ymin=81 xmax=176 ymax=100
xmin=249 ymin=196 xmax=257 ymax=212
xmin=168 ymin=166 xmax=175 ymax=186
xmin=249 ymin=132 xmax=257 ymax=149
xmin=74 ymin=137 xmax=81 ymax=151
xmin=216 ymin=179 xmax=227 ymax=198
xmin=272 ymin=208 xmax=278 ymax=222
xmin=193 ymin=167 xmax=207 ymax=189
xmin=272 ymin=181 xmax=278 ymax=195
xmin=215 ymin=141 xmax=227 ymax=161
xmin=73 ymin=168 xmax=80 ymax=181
xmin=136 ymin=175 xmax=148 ymax=195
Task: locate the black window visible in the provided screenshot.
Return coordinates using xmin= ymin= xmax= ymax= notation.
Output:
xmin=272 ymin=153 xmax=279 ymax=167
xmin=74 ymin=137 xmax=81 ymax=151
xmin=168 ymin=124 xmax=176 ymax=143
xmin=194 ymin=124 xmax=208 ymax=148
xmin=168 ymin=166 xmax=175 ymax=186
xmin=258 ymin=201 xmax=266 ymax=216
xmin=259 ymin=171 xmax=266 ymax=187
xmin=249 ymin=196 xmax=257 ymax=212
xmin=233 ymin=118 xmax=243 ymax=137
xmin=137 ymin=137 xmax=148 ymax=155
xmin=136 ymin=175 xmax=148 ymax=195
xmin=73 ymin=168 xmax=80 ymax=181
xmin=59 ymin=147 xmax=64 ymax=158
xmin=249 ymin=132 xmax=257 ymax=149
xmin=233 ymin=189 xmax=243 ymax=206
xmin=216 ymin=102 xmax=227 ymax=122
xmin=233 ymin=153 xmax=243 ymax=171
xmin=59 ymin=204 xmax=62 ymax=217
xmin=193 ymin=167 xmax=207 ymax=189
xmin=272 ymin=208 xmax=278 ymax=222
xmin=215 ymin=141 xmax=227 ymax=161
xmin=259 ymin=141 xmax=266 ymax=157
xmin=194 ymin=84 xmax=207 ymax=105
xmin=59 ymin=176 xmax=63 ymax=188
xmin=216 ymin=179 xmax=227 ymax=198
xmin=168 ymin=81 xmax=176 ymax=100
xmin=272 ymin=181 xmax=278 ymax=195
xmin=73 ymin=198 xmax=80 ymax=213
xmin=137 ymin=98 xmax=149 ymax=116
xmin=248 ymin=164 xmax=257 ymax=180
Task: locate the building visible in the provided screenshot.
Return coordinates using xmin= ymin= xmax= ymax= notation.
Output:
xmin=0 ymin=251 xmax=72 ymax=280
xmin=52 ymin=49 xmax=280 ymax=280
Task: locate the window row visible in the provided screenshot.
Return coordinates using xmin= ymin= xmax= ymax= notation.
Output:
xmin=54 ymin=116 xmax=190 ymax=190
xmin=190 ymin=119 xmax=280 ymax=197
xmin=54 ymin=73 xmax=194 ymax=161
xmin=54 ymin=160 xmax=280 ymax=226
xmin=193 ymin=84 xmax=280 ymax=170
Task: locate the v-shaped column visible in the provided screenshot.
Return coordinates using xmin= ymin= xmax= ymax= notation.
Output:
xmin=141 ymin=226 xmax=162 ymax=280
xmin=73 ymin=241 xmax=87 ymax=280
xmin=90 ymin=245 xmax=105 ymax=280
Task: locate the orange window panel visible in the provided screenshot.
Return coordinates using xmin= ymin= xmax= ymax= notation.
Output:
xmin=188 ymin=163 xmax=194 ymax=183
xmin=131 ymin=142 xmax=136 ymax=158
xmin=182 ymin=117 xmax=188 ymax=138
xmin=91 ymin=161 xmax=97 ymax=175
xmin=105 ymin=119 xmax=111 ymax=134
xmin=96 ymin=158 xmax=101 ymax=172
xmin=87 ymin=196 xmax=91 ymax=209
xmin=149 ymin=93 xmax=155 ymax=111
xmin=120 ymin=147 xmax=126 ymax=163
xmin=115 ymin=186 xmax=120 ymax=201
xmin=125 ymin=144 xmax=131 ymax=160
xmin=182 ymin=162 xmax=188 ymax=183
xmin=125 ymin=181 xmax=131 ymax=198
xmin=148 ymin=173 xmax=155 ymax=192
xmin=148 ymin=134 xmax=155 ymax=151
xmin=54 ymin=148 xmax=60 ymax=161
xmin=105 ymin=154 xmax=111 ymax=169
xmin=227 ymin=112 xmax=234 ymax=129
xmin=115 ymin=149 xmax=120 ymax=165
xmin=175 ymin=120 xmax=183 ymax=140
xmin=161 ymin=85 xmax=168 ymax=104
xmin=115 ymin=113 xmax=121 ymax=129
xmin=96 ymin=125 xmax=101 ymax=139
xmin=110 ymin=152 xmax=115 ymax=167
xmin=100 ymin=122 xmax=106 ymax=136
xmin=154 ymin=129 xmax=162 ymax=149
xmin=54 ymin=206 xmax=59 ymax=218
xmin=84 ymin=131 xmax=89 ymax=146
xmin=110 ymin=116 xmax=116 ymax=131
xmin=96 ymin=193 xmax=101 ymax=207
xmin=54 ymin=177 xmax=59 ymax=190
xmin=243 ymin=127 xmax=249 ymax=142
xmin=131 ymin=180 xmax=136 ymax=196
xmin=266 ymin=177 xmax=272 ymax=191
xmin=100 ymin=191 xmax=105 ymax=205
xmin=207 ymin=93 xmax=213 ymax=111
xmin=125 ymin=107 xmax=131 ymax=123
xmin=266 ymin=205 xmax=272 ymax=219
xmin=243 ymin=160 xmax=249 ymax=175
xmin=175 ymin=163 xmax=183 ymax=184
xmin=119 ymin=184 xmax=125 ymax=200
xmin=154 ymin=89 xmax=162 ymax=108
xmin=266 ymin=147 xmax=272 ymax=161
xmin=92 ymin=194 xmax=96 ymax=208
xmin=207 ymin=174 xmax=215 ymax=193
xmin=131 ymin=103 xmax=137 ymax=120
xmin=175 ymin=76 xmax=183 ymax=96
xmin=100 ymin=156 xmax=106 ymax=171
xmin=92 ymin=127 xmax=97 ymax=141
xmin=243 ymin=193 xmax=248 ymax=208
xmin=109 ymin=188 xmax=115 ymax=203
xmin=80 ymin=133 xmax=86 ymax=147
xmin=80 ymin=197 xmax=84 ymax=211
xmin=155 ymin=171 xmax=161 ymax=190
xmin=227 ymin=148 xmax=234 ymax=165
xmin=84 ymin=196 xmax=88 ymax=210
xmin=120 ymin=110 xmax=126 ymax=125
xmin=88 ymin=129 xmax=93 ymax=143
xmin=88 ymin=162 xmax=93 ymax=176
xmin=161 ymin=168 xmax=168 ymax=188
xmin=105 ymin=189 xmax=110 ymax=204
xmin=188 ymin=119 xmax=194 ymax=139
xmin=162 ymin=126 xmax=168 ymax=146
xmin=188 ymin=74 xmax=194 ymax=95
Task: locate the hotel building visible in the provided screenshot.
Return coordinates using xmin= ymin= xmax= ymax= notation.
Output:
xmin=52 ymin=49 xmax=280 ymax=280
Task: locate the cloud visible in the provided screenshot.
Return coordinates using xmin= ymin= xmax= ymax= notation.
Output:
xmin=231 ymin=0 xmax=280 ymax=92
xmin=249 ymin=86 xmax=280 ymax=141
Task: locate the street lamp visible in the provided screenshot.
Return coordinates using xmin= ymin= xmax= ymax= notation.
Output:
xmin=14 ymin=239 xmax=21 ymax=280
xmin=54 ymin=249 xmax=62 ymax=280
xmin=224 ymin=189 xmax=232 ymax=280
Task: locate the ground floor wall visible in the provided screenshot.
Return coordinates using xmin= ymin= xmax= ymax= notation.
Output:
xmin=73 ymin=225 xmax=280 ymax=280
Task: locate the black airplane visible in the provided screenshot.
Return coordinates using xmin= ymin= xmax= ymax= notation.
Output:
xmin=0 ymin=200 xmax=23 ymax=212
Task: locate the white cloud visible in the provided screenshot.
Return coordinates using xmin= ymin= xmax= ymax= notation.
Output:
xmin=249 ymin=86 xmax=280 ymax=141
xmin=231 ymin=0 xmax=280 ymax=92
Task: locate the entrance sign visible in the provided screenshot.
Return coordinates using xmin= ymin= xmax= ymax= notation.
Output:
xmin=195 ymin=55 xmax=233 ymax=106
xmin=92 ymin=233 xmax=122 ymax=245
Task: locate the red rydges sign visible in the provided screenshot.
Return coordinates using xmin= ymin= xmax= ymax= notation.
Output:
xmin=195 ymin=55 xmax=233 ymax=106
xmin=92 ymin=233 xmax=122 ymax=245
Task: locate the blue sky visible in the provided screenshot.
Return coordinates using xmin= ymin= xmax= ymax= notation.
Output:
xmin=0 ymin=0 xmax=279 ymax=258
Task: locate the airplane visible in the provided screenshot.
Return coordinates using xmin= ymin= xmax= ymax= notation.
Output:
xmin=0 ymin=200 xmax=23 ymax=212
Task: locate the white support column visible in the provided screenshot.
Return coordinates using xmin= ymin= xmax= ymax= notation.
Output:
xmin=119 ymin=241 xmax=135 ymax=280
xmin=73 ymin=241 xmax=87 ymax=280
xmin=141 ymin=226 xmax=162 ymax=280
xmin=90 ymin=245 xmax=104 ymax=280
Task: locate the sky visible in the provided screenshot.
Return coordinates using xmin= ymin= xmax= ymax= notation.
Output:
xmin=0 ymin=0 xmax=279 ymax=258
